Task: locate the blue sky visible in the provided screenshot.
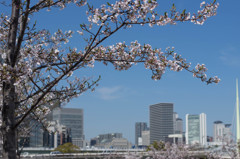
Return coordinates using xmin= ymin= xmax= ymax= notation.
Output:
xmin=2 ymin=0 xmax=240 ymax=143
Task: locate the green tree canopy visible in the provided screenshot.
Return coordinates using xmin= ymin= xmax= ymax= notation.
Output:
xmin=147 ymin=141 xmax=165 ymax=151
xmin=54 ymin=142 xmax=80 ymax=153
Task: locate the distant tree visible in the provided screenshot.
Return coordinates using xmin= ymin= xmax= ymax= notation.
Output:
xmin=0 ymin=0 xmax=220 ymax=158
xmin=54 ymin=142 xmax=80 ymax=153
xmin=147 ymin=141 xmax=165 ymax=151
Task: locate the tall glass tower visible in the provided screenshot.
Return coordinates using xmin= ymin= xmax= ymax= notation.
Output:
xmin=185 ymin=113 xmax=207 ymax=145
xmin=52 ymin=108 xmax=84 ymax=147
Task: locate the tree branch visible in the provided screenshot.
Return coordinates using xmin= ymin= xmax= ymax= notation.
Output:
xmin=13 ymin=0 xmax=30 ymax=66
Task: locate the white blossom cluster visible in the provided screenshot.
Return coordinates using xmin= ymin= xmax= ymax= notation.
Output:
xmin=89 ymin=42 xmax=220 ymax=83
xmin=192 ymin=1 xmax=219 ymax=25
xmin=34 ymin=0 xmax=87 ymax=11
xmin=123 ymin=141 xmax=239 ymax=159
xmin=125 ymin=142 xmax=200 ymax=159
xmin=86 ymin=0 xmax=219 ymax=29
xmin=0 ymin=17 xmax=97 ymax=129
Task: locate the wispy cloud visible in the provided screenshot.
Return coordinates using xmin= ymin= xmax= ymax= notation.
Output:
xmin=96 ymin=86 xmax=125 ymax=100
xmin=219 ymin=46 xmax=240 ymax=67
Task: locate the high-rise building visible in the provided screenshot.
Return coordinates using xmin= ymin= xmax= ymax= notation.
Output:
xmin=52 ymin=108 xmax=84 ymax=147
xmin=29 ymin=121 xmax=44 ymax=147
xmin=175 ymin=118 xmax=183 ymax=134
xmin=213 ymin=121 xmax=231 ymax=142
xmin=185 ymin=113 xmax=207 ymax=146
xmin=224 ymin=124 xmax=232 ymax=141
xmin=173 ymin=112 xmax=178 ymax=133
xmin=142 ymin=130 xmax=150 ymax=146
xmin=135 ymin=122 xmax=148 ymax=146
xmin=173 ymin=112 xmax=183 ymax=134
xmin=149 ymin=103 xmax=174 ymax=144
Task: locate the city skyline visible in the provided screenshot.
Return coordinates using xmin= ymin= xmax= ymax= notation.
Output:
xmin=21 ymin=103 xmax=234 ymax=148
xmin=66 ymin=98 xmax=234 ymax=144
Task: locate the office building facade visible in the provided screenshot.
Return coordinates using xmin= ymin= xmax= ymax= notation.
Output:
xmin=20 ymin=119 xmax=72 ymax=148
xmin=185 ymin=113 xmax=207 ymax=145
xmin=97 ymin=133 xmax=122 ymax=143
xmin=96 ymin=138 xmax=132 ymax=149
xmin=91 ymin=133 xmax=131 ymax=149
xmin=173 ymin=112 xmax=178 ymax=133
xmin=173 ymin=112 xmax=183 ymax=134
xmin=52 ymin=108 xmax=84 ymax=147
xmin=175 ymin=118 xmax=183 ymax=134
xmin=150 ymin=103 xmax=174 ymax=144
xmin=213 ymin=121 xmax=231 ymax=142
xmin=142 ymin=130 xmax=150 ymax=146
xmin=135 ymin=122 xmax=148 ymax=146
xmin=29 ymin=121 xmax=44 ymax=147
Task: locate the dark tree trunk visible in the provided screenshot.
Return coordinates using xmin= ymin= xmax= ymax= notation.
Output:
xmin=2 ymin=81 xmax=17 ymax=159
xmin=1 ymin=0 xmax=21 ymax=158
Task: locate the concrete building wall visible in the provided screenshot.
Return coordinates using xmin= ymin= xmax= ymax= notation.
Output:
xmin=214 ymin=121 xmax=231 ymax=142
xmin=135 ymin=122 xmax=148 ymax=146
xmin=142 ymin=130 xmax=150 ymax=146
xmin=200 ymin=113 xmax=207 ymax=145
xmin=97 ymin=138 xmax=132 ymax=149
xmin=175 ymin=118 xmax=183 ymax=134
xmin=150 ymin=103 xmax=173 ymax=144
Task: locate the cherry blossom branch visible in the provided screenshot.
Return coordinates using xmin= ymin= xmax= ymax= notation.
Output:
xmin=0 ymin=0 xmax=220 ymax=130
xmin=14 ymin=73 xmax=99 ymax=128
xmin=28 ymin=0 xmax=87 ymax=13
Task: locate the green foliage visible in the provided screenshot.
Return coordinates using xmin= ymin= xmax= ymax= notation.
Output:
xmin=54 ymin=142 xmax=80 ymax=153
xmin=238 ymin=141 xmax=240 ymax=152
xmin=146 ymin=141 xmax=165 ymax=151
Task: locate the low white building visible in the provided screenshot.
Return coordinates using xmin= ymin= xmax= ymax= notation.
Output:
xmin=96 ymin=138 xmax=132 ymax=149
xmin=168 ymin=134 xmax=183 ymax=144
